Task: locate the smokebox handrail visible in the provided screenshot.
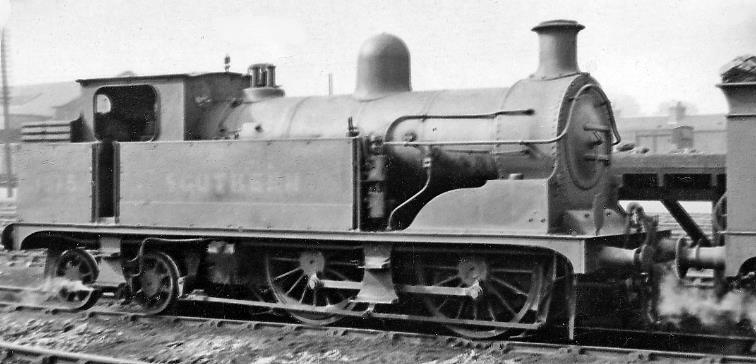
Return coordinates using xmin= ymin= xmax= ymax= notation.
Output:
xmin=383 ymin=109 xmax=554 ymax=148
xmin=384 ymin=83 xmax=620 ymax=149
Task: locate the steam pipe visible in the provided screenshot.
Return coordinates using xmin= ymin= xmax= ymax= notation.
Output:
xmin=596 ymin=246 xmax=642 ymax=273
xmin=597 ymin=236 xmax=678 ymax=276
xmin=674 ymin=238 xmax=725 ymax=279
xmin=532 ymin=19 xmax=584 ymax=80
xmin=596 ymin=245 xmax=662 ymax=276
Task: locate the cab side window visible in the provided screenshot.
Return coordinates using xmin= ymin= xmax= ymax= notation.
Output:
xmin=94 ymin=85 xmax=158 ymax=142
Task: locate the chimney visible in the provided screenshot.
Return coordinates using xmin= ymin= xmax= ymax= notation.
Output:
xmin=667 ymin=101 xmax=686 ymax=124
xmin=531 ymin=19 xmax=585 ymax=80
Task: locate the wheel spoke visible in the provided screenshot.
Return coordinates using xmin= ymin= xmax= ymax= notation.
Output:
xmin=270 ymin=256 xmax=299 ymax=262
xmin=455 ymin=300 xmax=466 ymax=319
xmin=274 ymin=267 xmax=302 ymax=281
xmin=285 ymin=274 xmax=305 ymax=296
xmin=433 ymin=275 xmax=459 ymax=287
xmin=325 ymin=268 xmax=350 ymax=281
xmin=487 ymin=282 xmax=516 ymax=315
xmin=490 ymin=276 xmax=528 ymax=296
xmin=299 ymin=284 xmax=308 ymax=303
xmin=487 ymin=302 xmax=497 ymax=321
xmin=490 ymin=268 xmax=533 ymax=274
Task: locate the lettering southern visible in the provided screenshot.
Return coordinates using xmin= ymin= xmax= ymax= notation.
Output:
xmin=164 ymin=172 xmax=302 ymax=196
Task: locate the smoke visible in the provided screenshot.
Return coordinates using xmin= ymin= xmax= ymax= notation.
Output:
xmin=15 ymin=277 xmax=91 ymax=306
xmin=657 ymin=268 xmax=756 ymax=329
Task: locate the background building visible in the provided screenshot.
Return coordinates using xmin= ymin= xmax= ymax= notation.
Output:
xmin=0 ymin=81 xmax=80 ymax=141
xmin=616 ymin=102 xmax=726 ymax=154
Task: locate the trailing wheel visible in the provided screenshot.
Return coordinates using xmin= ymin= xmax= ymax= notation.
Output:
xmin=131 ymin=252 xmax=181 ymax=315
xmin=265 ymin=248 xmax=362 ymax=325
xmin=415 ymin=254 xmax=550 ymax=339
xmin=52 ymin=248 xmax=100 ymax=309
xmin=54 ymin=248 xmax=99 ymax=283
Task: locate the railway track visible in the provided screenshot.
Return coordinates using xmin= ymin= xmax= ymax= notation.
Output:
xmin=0 ymin=340 xmax=149 ymax=364
xmin=0 ymin=286 xmax=755 ymax=364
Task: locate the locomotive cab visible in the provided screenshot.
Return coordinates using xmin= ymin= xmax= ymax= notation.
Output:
xmin=80 ymin=73 xmax=251 ymax=220
xmin=77 ymin=72 xmax=251 ymax=142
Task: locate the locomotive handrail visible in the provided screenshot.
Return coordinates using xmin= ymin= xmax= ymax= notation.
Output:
xmin=578 ymin=83 xmax=621 ymax=146
xmin=383 ymin=84 xmax=621 ymax=148
xmin=383 ymin=109 xmax=538 ymax=147
xmin=384 ymin=122 xmax=571 ymax=147
xmin=389 ymin=108 xmax=535 ymax=123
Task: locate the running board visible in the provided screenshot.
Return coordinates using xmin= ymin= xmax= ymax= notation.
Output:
xmin=181 ymin=293 xmax=545 ymax=330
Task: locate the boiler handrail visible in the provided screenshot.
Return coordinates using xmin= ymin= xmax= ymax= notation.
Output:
xmin=382 ymin=84 xmax=621 ymax=148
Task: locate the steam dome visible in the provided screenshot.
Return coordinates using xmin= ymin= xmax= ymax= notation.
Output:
xmin=354 ymin=33 xmax=411 ymax=100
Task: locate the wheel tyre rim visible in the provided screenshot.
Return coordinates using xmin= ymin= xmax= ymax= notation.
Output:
xmin=416 ymin=256 xmax=548 ymax=339
xmin=132 ymin=252 xmax=180 ymax=315
xmin=264 ymin=250 xmax=360 ymax=326
xmin=53 ymin=249 xmax=99 ymax=305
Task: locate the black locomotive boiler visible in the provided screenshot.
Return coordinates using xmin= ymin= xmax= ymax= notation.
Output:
xmin=3 ymin=20 xmax=704 ymax=339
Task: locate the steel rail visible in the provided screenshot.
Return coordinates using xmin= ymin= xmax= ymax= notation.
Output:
xmin=576 ymin=325 xmax=756 ymax=343
xmin=0 ymin=340 xmax=149 ymax=364
xmin=1 ymin=296 xmax=756 ymax=363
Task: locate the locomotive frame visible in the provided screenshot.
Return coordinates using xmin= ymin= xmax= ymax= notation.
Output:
xmin=5 ymin=19 xmax=737 ymax=340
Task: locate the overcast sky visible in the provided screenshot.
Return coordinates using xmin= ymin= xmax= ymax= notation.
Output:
xmin=5 ymin=0 xmax=756 ymax=115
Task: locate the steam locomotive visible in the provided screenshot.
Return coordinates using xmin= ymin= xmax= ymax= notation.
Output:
xmin=2 ymin=19 xmax=751 ymax=339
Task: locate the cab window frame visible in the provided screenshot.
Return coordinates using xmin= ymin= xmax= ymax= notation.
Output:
xmin=93 ymin=84 xmax=160 ymax=142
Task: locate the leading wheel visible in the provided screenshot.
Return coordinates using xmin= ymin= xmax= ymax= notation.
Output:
xmin=52 ymin=248 xmax=100 ymax=309
xmin=131 ymin=252 xmax=181 ymax=315
xmin=415 ymin=254 xmax=550 ymax=339
xmin=265 ymin=248 xmax=362 ymax=325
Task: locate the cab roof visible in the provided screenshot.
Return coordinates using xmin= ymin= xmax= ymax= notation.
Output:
xmin=76 ymin=72 xmax=248 ymax=86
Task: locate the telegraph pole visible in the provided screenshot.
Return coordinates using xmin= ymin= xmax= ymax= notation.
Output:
xmin=328 ymin=73 xmax=333 ymax=96
xmin=2 ymin=28 xmax=11 ymax=198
